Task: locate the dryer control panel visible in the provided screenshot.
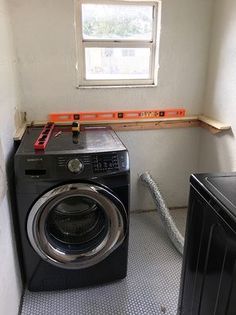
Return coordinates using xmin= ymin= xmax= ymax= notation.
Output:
xmin=55 ymin=151 xmax=128 ymax=176
xmin=16 ymin=150 xmax=129 ymax=181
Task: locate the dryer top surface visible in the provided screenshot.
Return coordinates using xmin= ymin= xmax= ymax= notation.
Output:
xmin=16 ymin=126 xmax=126 ymax=155
xmin=191 ymin=173 xmax=236 ymax=219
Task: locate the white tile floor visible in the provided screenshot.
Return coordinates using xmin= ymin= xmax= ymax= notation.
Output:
xmin=21 ymin=209 xmax=187 ymax=315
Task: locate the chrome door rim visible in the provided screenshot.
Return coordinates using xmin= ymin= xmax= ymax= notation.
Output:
xmin=27 ymin=183 xmax=127 ymax=269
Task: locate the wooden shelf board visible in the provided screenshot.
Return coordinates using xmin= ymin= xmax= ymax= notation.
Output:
xmin=85 ymin=119 xmax=200 ymax=131
xmin=14 ymin=123 xmax=27 ymax=141
xmin=13 ymin=115 xmax=231 ymax=141
xmin=198 ymin=115 xmax=231 ymax=131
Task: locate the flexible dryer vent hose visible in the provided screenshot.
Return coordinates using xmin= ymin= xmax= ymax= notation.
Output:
xmin=140 ymin=172 xmax=184 ymax=255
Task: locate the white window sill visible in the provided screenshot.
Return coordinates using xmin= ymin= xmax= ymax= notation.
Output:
xmin=76 ymin=83 xmax=158 ymax=89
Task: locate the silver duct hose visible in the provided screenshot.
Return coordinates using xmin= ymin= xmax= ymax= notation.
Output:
xmin=140 ymin=172 xmax=184 ymax=255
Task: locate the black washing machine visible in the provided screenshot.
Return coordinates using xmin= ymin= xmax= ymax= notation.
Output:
xmin=14 ymin=126 xmax=130 ymax=291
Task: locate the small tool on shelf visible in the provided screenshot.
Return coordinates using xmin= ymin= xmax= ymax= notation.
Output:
xmin=72 ymin=121 xmax=80 ymax=144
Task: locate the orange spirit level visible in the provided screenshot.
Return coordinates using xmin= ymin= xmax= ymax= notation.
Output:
xmin=49 ymin=108 xmax=186 ymax=123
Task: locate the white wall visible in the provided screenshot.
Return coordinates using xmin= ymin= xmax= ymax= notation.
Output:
xmin=0 ymin=0 xmax=22 ymax=314
xmin=9 ymin=0 xmax=213 ymax=209
xmin=118 ymin=128 xmax=201 ymax=210
xmin=199 ymin=0 xmax=236 ymax=172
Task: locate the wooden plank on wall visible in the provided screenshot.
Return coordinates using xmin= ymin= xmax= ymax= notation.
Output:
xmin=87 ymin=118 xmax=200 ymax=131
xmin=13 ymin=115 xmax=231 ymax=141
xmin=198 ymin=115 xmax=231 ymax=134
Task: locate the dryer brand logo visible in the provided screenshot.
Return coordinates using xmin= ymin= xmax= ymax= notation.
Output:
xmin=27 ymin=158 xmax=43 ymax=162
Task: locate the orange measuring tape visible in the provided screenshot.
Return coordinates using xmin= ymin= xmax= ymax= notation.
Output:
xmin=49 ymin=108 xmax=186 ymax=122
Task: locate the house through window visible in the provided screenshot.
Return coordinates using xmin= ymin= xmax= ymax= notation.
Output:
xmin=75 ymin=0 xmax=161 ymax=87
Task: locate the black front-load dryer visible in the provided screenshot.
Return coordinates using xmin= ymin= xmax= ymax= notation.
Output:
xmin=14 ymin=126 xmax=130 ymax=291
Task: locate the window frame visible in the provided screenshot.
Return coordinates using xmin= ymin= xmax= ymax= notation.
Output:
xmin=75 ymin=0 xmax=162 ymax=88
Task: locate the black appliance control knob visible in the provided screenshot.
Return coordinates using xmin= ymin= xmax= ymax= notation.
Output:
xmin=67 ymin=159 xmax=83 ymax=173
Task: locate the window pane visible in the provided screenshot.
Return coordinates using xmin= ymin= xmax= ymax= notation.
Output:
xmin=85 ymin=47 xmax=151 ymax=80
xmin=82 ymin=4 xmax=153 ymax=40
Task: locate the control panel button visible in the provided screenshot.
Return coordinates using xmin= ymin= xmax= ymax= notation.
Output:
xmin=67 ymin=159 xmax=83 ymax=174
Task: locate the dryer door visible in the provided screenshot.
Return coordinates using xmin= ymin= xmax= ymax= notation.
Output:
xmin=27 ymin=183 xmax=127 ymax=269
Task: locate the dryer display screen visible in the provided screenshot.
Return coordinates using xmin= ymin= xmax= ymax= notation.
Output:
xmin=92 ymin=154 xmax=119 ymax=173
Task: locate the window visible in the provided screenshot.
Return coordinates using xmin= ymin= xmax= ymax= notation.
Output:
xmin=75 ymin=0 xmax=161 ymax=87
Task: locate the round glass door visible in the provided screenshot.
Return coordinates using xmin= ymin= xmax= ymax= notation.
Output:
xmin=46 ymin=196 xmax=108 ymax=252
xmin=27 ymin=183 xmax=127 ymax=269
